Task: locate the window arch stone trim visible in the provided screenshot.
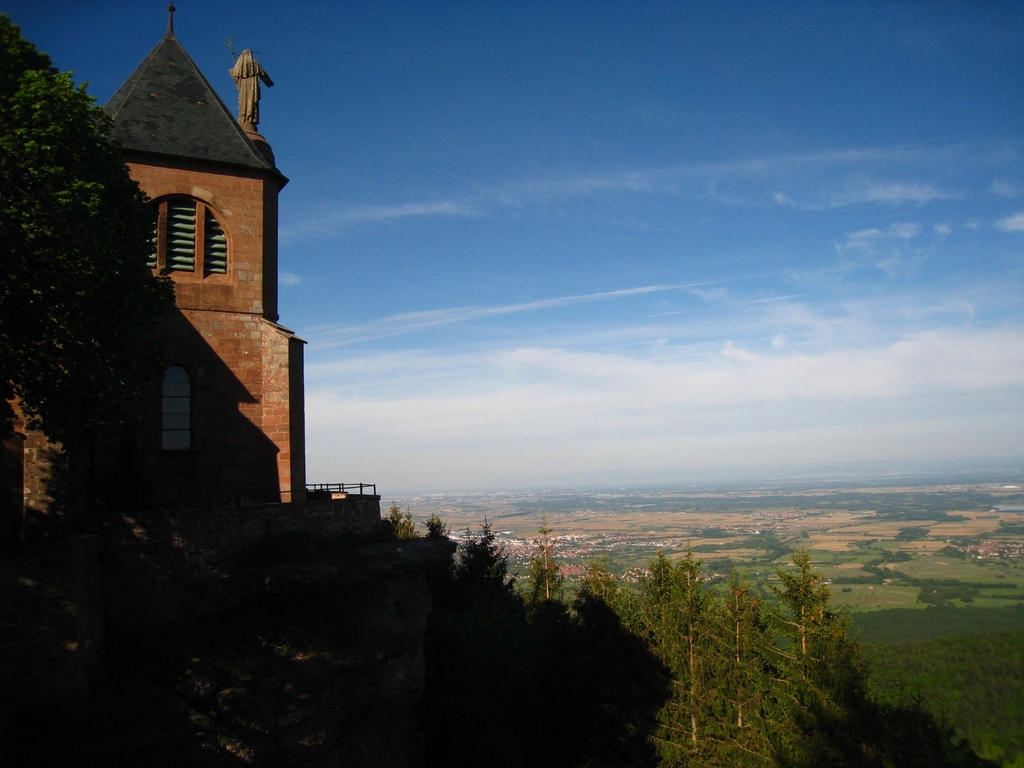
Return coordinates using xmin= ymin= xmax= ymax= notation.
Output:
xmin=149 ymin=195 xmax=230 ymax=280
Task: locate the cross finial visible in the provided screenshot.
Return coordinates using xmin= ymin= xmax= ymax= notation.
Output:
xmin=166 ymin=4 xmax=176 ymax=39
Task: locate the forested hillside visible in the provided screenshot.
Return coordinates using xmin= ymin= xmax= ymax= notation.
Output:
xmin=415 ymin=521 xmax=995 ymax=767
xmin=852 ymin=606 xmax=1024 ymax=644
xmin=862 ymin=630 xmax=1024 ymax=767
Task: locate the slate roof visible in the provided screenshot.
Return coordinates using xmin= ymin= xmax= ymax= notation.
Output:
xmin=105 ymin=35 xmax=274 ymax=171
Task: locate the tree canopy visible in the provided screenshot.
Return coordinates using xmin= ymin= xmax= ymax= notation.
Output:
xmin=0 ymin=15 xmax=172 ymax=446
xmin=419 ymin=534 xmax=995 ymax=767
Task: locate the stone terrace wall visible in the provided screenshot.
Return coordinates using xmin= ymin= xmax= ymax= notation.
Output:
xmin=1 ymin=496 xmax=383 ymax=711
xmin=0 ymin=536 xmax=102 ymax=711
xmin=99 ymin=495 xmax=384 ymax=626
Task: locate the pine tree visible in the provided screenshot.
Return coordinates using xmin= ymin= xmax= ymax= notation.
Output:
xmin=639 ymin=551 xmax=720 ymax=765
xmin=526 ymin=514 xmax=563 ymax=603
xmin=712 ymin=572 xmax=775 ymax=765
xmin=452 ymin=520 xmax=517 ymax=605
xmin=578 ymin=556 xmax=619 ymax=605
xmin=424 ymin=513 xmax=449 ymax=539
xmin=768 ymin=549 xmax=868 ymax=764
xmin=387 ymin=503 xmax=418 ymax=539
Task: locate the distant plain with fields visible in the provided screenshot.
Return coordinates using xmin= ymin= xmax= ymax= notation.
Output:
xmin=397 ymin=480 xmax=1024 ymax=766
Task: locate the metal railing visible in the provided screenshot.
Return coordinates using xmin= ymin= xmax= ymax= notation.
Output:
xmin=305 ymin=482 xmax=377 ymax=497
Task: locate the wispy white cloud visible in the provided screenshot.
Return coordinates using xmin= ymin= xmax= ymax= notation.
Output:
xmin=303 ymin=281 xmax=721 ymax=349
xmin=284 ymin=142 xmax=997 ymax=243
xmin=304 ymin=327 xmax=1024 ymax=488
xmin=837 ymin=222 xmax=922 ymax=252
xmin=837 ymin=183 xmax=948 ymax=206
xmin=934 ymin=223 xmax=952 ymax=236
xmin=516 ymin=151 xmax=954 ymax=212
xmin=992 ymin=179 xmax=1020 ymax=198
xmin=995 ymin=211 xmax=1024 ymax=232
xmin=519 ymin=173 xmax=654 ymax=198
xmin=876 ymin=251 xmax=927 ymax=278
xmin=830 ymin=222 xmax=927 ymax=277
xmin=507 ymin=146 xmax=933 ymax=204
xmin=777 ymin=184 xmax=951 ymax=211
xmin=346 ymin=200 xmax=475 ymax=222
xmin=280 ymin=272 xmax=302 ymax=286
xmin=282 ymin=199 xmax=476 ymax=240
xmin=743 ymin=294 xmax=806 ymax=305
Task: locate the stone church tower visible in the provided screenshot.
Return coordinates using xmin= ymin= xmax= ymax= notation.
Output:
xmin=92 ymin=18 xmax=306 ymax=508
xmin=8 ymin=15 xmax=306 ymax=528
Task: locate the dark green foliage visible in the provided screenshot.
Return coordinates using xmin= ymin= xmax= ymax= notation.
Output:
xmin=450 ymin=520 xmax=516 ymax=605
xmin=896 ymin=526 xmax=931 ymax=541
xmin=526 ymin=514 xmax=563 ymax=603
xmin=874 ymin=550 xmax=913 ymax=563
xmin=0 ymin=15 xmax=173 ymax=446
xmin=875 ymin=510 xmax=969 ymax=524
xmin=765 ymin=550 xmax=886 ymax=766
xmin=704 ymin=556 xmax=738 ymax=574
xmin=387 ymin=503 xmax=418 ymax=539
xmin=749 ymin=533 xmax=792 ymax=562
xmin=419 ymin=540 xmax=998 ymax=766
xmin=417 ymin=522 xmax=526 ymax=765
xmin=904 ymin=577 xmax=1016 ymax=589
xmin=418 ymin=524 xmax=662 ymax=767
xmin=833 ymin=574 xmax=886 ymax=584
xmin=424 ymin=513 xmax=449 ymax=539
xmin=918 ymin=585 xmax=980 ymax=605
xmin=852 ymin=605 xmax=1024 ymax=644
xmin=633 ymin=551 xmax=733 ymax=764
xmin=863 ymin=628 xmax=1024 ymax=765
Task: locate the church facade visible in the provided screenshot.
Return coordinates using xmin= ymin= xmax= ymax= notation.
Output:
xmin=19 ymin=20 xmax=305 ymax=514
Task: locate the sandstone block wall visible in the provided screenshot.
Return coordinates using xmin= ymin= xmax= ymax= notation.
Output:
xmin=0 ymin=537 xmax=101 ymax=711
xmin=126 ymin=155 xmax=278 ymax=318
xmin=99 ymin=495 xmax=384 ymax=626
xmin=1 ymin=496 xmax=385 ymax=709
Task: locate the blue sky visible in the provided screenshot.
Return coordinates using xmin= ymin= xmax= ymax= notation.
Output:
xmin=11 ymin=2 xmax=1024 ymax=491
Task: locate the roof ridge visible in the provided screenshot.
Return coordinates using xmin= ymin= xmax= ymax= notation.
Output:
xmin=105 ymin=36 xmax=278 ymax=173
xmin=167 ymin=38 xmax=271 ymax=169
xmin=105 ymin=41 xmax=160 ymax=121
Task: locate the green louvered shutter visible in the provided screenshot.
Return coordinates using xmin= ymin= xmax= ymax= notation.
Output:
xmin=204 ymin=209 xmax=228 ymax=275
xmin=167 ymin=200 xmax=196 ymax=271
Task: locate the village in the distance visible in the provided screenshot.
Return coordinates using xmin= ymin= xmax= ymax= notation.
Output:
xmin=396 ymin=473 xmax=1024 ymax=609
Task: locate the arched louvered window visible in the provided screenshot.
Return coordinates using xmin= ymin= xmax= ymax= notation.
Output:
xmin=161 ymin=365 xmax=191 ymax=450
xmin=149 ymin=197 xmax=228 ymax=276
xmin=204 ymin=208 xmax=227 ymax=275
xmin=167 ymin=199 xmax=197 ymax=271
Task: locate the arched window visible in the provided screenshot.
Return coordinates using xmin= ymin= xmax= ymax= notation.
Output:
xmin=148 ymin=197 xmax=228 ymax=276
xmin=161 ymin=366 xmax=191 ymax=450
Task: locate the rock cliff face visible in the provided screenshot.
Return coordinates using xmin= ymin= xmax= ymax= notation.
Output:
xmin=2 ymin=500 xmax=455 ymax=767
xmin=109 ymin=540 xmax=452 ymax=767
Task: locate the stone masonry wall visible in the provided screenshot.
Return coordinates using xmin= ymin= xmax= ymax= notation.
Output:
xmin=0 ymin=537 xmax=102 ymax=711
xmin=126 ymin=154 xmax=277 ymax=317
xmin=99 ymin=495 xmax=384 ymax=626
xmin=113 ymin=154 xmax=299 ymax=507
xmin=19 ymin=155 xmax=301 ymax=510
xmin=0 ymin=496 xmax=383 ymax=711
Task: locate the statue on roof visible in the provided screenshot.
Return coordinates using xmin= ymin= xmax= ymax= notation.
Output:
xmin=229 ymin=49 xmax=273 ymax=128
